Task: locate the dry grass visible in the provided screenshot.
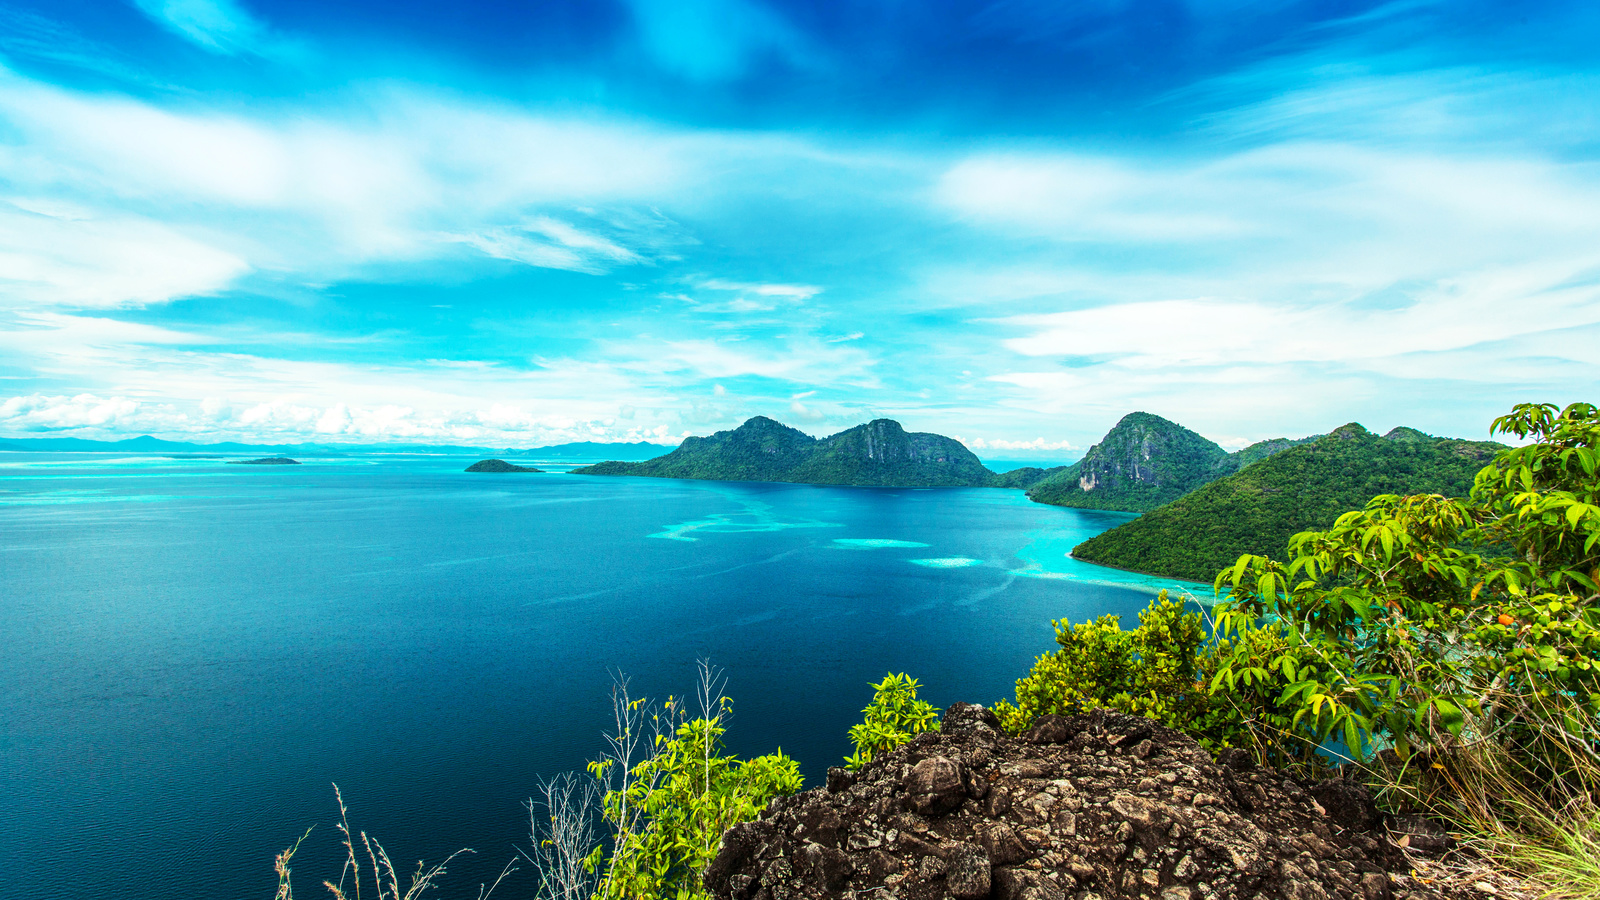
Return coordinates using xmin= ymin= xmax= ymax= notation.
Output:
xmin=274 ymin=785 xmax=513 ymax=900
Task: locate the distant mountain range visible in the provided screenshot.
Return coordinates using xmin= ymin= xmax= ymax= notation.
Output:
xmin=1025 ymin=412 xmax=1317 ymax=512
xmin=574 ymin=417 xmax=998 ymax=487
xmin=0 ymin=435 xmax=675 ymax=460
xmin=1070 ymin=423 xmax=1504 ymax=582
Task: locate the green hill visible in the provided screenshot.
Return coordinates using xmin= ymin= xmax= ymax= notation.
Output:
xmin=1070 ymin=423 xmax=1505 ymax=582
xmin=1025 ymin=412 xmax=1235 ymax=512
xmin=572 ymin=416 xmax=996 ymax=487
xmin=988 ymin=465 xmax=1069 ymax=489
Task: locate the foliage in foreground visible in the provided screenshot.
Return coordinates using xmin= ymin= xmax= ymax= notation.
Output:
xmin=1001 ymin=401 xmax=1600 ymax=815
xmin=580 ymin=664 xmax=801 ymax=900
xmin=844 ymin=672 xmax=940 ymax=770
xmin=991 ymin=595 xmax=1220 ymax=739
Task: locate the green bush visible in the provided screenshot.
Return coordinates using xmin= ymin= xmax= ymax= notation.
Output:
xmin=1214 ymin=401 xmax=1600 ymax=803
xmin=992 ymin=594 xmax=1244 ymax=746
xmin=586 ymin=666 xmax=801 ymax=900
xmin=845 ymin=673 xmax=940 ymax=770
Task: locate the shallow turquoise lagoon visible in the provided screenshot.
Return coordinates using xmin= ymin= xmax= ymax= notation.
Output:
xmin=0 ymin=454 xmax=1207 ymax=899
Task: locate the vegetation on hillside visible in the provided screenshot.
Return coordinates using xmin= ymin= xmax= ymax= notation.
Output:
xmin=574 ymin=416 xmax=995 ymax=487
xmin=1026 ymin=412 xmax=1234 ymax=512
xmin=987 ymin=465 xmax=1068 ymax=489
xmin=996 ymin=401 xmax=1600 ymax=890
xmin=1070 ymin=423 xmax=1504 ymax=582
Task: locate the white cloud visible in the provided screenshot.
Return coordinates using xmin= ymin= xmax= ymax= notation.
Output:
xmin=700 ymin=279 xmax=822 ymax=300
xmin=0 ymin=200 xmax=248 ymax=308
xmin=788 ymin=399 xmax=824 ymax=422
xmin=444 ymin=217 xmax=643 ymax=274
xmin=0 ymin=392 xmax=140 ymax=430
xmin=0 ymin=71 xmax=803 ymax=307
xmin=133 ymin=0 xmax=297 ymax=58
xmin=957 ymin=436 xmax=1077 ymax=452
xmin=606 ymin=336 xmax=876 ymax=384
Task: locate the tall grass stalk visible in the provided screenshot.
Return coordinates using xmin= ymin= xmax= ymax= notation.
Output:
xmin=274 ymin=785 xmax=512 ymax=900
xmin=521 ymin=773 xmax=600 ymax=900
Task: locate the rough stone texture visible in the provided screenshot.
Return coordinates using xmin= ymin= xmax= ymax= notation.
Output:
xmin=705 ymin=705 xmax=1487 ymax=900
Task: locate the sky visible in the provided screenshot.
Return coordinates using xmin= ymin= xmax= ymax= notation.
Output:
xmin=0 ymin=0 xmax=1596 ymax=453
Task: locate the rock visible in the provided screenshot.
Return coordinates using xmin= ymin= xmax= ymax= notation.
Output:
xmin=1022 ymin=714 xmax=1076 ymax=744
xmin=943 ymin=842 xmax=990 ymax=898
xmin=905 ymin=757 xmax=966 ymax=816
xmin=1311 ymin=776 xmax=1382 ymax=832
xmin=826 ymin=766 xmax=856 ymax=794
xmin=943 ymin=702 xmax=1002 ymax=736
xmin=704 ymin=705 xmax=1469 ymax=900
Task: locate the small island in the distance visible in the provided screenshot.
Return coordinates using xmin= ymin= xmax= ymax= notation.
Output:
xmin=228 ymin=457 xmax=301 ymax=465
xmin=465 ymin=458 xmax=542 ymax=473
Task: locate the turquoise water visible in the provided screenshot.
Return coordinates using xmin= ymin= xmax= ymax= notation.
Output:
xmin=0 ymin=453 xmax=1207 ymax=898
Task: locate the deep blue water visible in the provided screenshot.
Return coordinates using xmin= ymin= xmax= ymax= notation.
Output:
xmin=0 ymin=454 xmax=1206 ymax=899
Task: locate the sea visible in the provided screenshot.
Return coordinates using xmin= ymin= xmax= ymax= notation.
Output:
xmin=0 ymin=453 xmax=1208 ymax=899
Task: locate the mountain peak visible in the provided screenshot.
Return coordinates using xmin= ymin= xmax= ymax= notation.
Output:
xmin=1027 ymin=412 xmax=1230 ymax=512
xmin=1383 ymin=426 xmax=1431 ymax=442
xmin=1328 ymin=423 xmax=1371 ymax=441
xmin=573 ymin=415 xmax=991 ymax=487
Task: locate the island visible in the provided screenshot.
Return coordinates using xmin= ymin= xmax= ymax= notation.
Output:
xmin=1070 ymin=423 xmax=1504 ymax=581
xmin=572 ymin=416 xmax=995 ymax=487
xmin=465 ymin=458 xmax=543 ymax=473
xmin=228 ymin=457 xmax=301 ymax=465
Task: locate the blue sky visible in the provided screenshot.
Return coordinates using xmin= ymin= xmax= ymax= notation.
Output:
xmin=0 ymin=0 xmax=1596 ymax=452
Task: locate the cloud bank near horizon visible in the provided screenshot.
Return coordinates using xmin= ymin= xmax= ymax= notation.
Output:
xmin=0 ymin=0 xmax=1596 ymax=450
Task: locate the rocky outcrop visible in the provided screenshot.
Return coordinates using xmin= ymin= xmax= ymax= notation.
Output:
xmin=465 ymin=458 xmax=542 ymax=473
xmin=706 ymin=705 xmax=1466 ymax=900
xmin=1026 ymin=413 xmax=1232 ymax=513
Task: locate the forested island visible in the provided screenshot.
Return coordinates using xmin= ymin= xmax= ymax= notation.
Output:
xmin=465 ymin=458 xmax=543 ymax=472
xmin=573 ymin=416 xmax=997 ymax=487
xmin=1071 ymin=423 xmax=1504 ymax=581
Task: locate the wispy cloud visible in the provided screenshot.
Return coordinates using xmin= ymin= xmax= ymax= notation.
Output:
xmin=132 ymin=0 xmax=299 ymax=58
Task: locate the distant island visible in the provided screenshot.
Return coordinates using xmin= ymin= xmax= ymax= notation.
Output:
xmin=465 ymin=459 xmax=542 ymax=473
xmin=228 ymin=457 xmax=300 ymax=465
xmin=573 ymin=416 xmax=1000 ymax=487
xmin=0 ymin=434 xmax=675 ymax=459
xmin=1070 ymin=423 xmax=1504 ymax=581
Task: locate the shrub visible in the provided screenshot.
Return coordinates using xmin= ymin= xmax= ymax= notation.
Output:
xmin=587 ymin=663 xmax=801 ymax=900
xmin=845 ymin=673 xmax=939 ymax=770
xmin=991 ymin=594 xmax=1241 ymax=746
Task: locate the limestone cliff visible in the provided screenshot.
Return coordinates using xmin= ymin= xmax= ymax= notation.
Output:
xmin=1026 ymin=413 xmax=1231 ymax=513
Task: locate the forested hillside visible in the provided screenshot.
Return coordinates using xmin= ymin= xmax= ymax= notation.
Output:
xmin=573 ymin=416 xmax=995 ymax=487
xmin=1025 ymin=412 xmax=1235 ymax=512
xmin=1070 ymin=423 xmax=1504 ymax=581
